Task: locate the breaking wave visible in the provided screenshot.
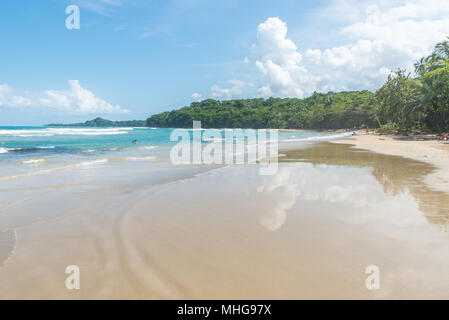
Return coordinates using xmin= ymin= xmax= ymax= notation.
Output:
xmin=0 ymin=128 xmax=133 ymax=137
xmin=21 ymin=159 xmax=45 ymax=165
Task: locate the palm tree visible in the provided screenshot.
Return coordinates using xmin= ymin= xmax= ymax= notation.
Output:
xmin=414 ymin=57 xmax=428 ymax=75
xmin=414 ymin=38 xmax=449 ymax=75
xmin=434 ymin=37 xmax=449 ymax=60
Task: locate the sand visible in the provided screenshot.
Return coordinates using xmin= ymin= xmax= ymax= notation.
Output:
xmin=332 ymin=133 xmax=449 ymax=194
xmin=1 ymin=142 xmax=449 ymax=299
xmin=1 ymin=136 xmax=449 ymax=299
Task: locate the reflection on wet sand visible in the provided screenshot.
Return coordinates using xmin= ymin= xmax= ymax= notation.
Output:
xmin=281 ymin=143 xmax=449 ymax=230
xmin=1 ymin=142 xmax=449 ymax=299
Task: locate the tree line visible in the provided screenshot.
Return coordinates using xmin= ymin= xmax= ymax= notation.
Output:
xmin=47 ymin=117 xmax=147 ymax=127
xmin=147 ymin=91 xmax=378 ymax=130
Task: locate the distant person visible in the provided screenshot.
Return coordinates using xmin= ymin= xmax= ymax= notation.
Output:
xmin=133 ymin=140 xmax=138 ymax=144
xmin=442 ymin=133 xmax=448 ymax=141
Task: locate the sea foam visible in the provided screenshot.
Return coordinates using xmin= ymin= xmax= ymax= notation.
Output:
xmin=77 ymin=159 xmax=108 ymax=167
xmin=0 ymin=128 xmax=132 ymax=137
xmin=125 ymin=156 xmax=156 ymax=161
xmin=21 ymin=159 xmax=45 ymax=165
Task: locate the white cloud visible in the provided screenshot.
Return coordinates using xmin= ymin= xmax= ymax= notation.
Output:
xmin=305 ymin=49 xmax=322 ymax=64
xmin=212 ymin=1 xmax=449 ymax=99
xmin=254 ymin=17 xmax=320 ymax=98
xmin=257 ymin=17 xmax=302 ymax=66
xmin=210 ymin=79 xmax=247 ymax=99
xmin=258 ymin=85 xmax=273 ymax=97
xmin=305 ymin=0 xmax=449 ymax=89
xmin=191 ymin=92 xmax=202 ymax=101
xmin=0 ymin=80 xmax=128 ymax=114
xmin=0 ymin=84 xmax=33 ymax=107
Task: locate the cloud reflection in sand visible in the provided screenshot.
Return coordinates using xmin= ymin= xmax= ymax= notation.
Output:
xmin=256 ymin=142 xmax=449 ymax=232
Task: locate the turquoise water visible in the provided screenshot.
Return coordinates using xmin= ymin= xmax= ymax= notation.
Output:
xmin=0 ymin=126 xmax=351 ymax=160
xmin=0 ymin=126 xmax=351 ymax=189
xmin=0 ymin=127 xmax=172 ymax=158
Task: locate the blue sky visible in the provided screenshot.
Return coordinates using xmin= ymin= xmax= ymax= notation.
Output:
xmin=1 ymin=0 xmax=448 ymax=125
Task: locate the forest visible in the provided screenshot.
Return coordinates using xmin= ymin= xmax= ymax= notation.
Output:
xmin=147 ymin=38 xmax=449 ymax=134
xmin=146 ymin=91 xmax=377 ymax=130
xmin=46 ymin=117 xmax=147 ymax=127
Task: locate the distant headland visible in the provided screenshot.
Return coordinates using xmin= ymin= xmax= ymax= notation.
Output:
xmin=46 ymin=117 xmax=147 ymax=127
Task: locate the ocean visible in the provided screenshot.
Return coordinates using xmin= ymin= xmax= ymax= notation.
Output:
xmin=0 ymin=126 xmax=352 ymax=162
xmin=0 ymin=126 xmax=355 ymax=191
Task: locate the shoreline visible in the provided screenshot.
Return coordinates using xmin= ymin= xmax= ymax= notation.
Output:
xmin=277 ymin=128 xmax=345 ymax=132
xmin=332 ymin=133 xmax=449 ymax=194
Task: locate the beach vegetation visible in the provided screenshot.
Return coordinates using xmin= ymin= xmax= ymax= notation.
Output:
xmin=377 ymin=38 xmax=449 ymax=133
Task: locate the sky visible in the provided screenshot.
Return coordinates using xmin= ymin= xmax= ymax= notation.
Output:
xmin=1 ymin=0 xmax=449 ymax=125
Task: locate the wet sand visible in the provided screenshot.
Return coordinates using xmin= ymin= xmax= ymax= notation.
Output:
xmin=1 ymin=143 xmax=449 ymax=299
xmin=332 ymin=133 xmax=449 ymax=194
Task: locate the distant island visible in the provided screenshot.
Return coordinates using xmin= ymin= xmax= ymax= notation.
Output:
xmin=46 ymin=117 xmax=147 ymax=127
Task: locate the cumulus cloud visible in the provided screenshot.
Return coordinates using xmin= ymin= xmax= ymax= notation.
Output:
xmin=210 ymin=79 xmax=247 ymax=99
xmin=303 ymin=0 xmax=449 ymax=89
xmin=254 ymin=17 xmax=320 ymax=98
xmin=0 ymin=80 xmax=128 ymax=114
xmin=0 ymin=84 xmax=33 ymax=107
xmin=305 ymin=49 xmax=322 ymax=64
xmin=252 ymin=15 xmax=384 ymax=97
xmin=205 ymin=0 xmax=449 ymax=99
xmin=191 ymin=92 xmax=202 ymax=101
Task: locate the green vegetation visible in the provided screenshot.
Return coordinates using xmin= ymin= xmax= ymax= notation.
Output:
xmin=147 ymin=91 xmax=378 ymax=129
xmin=376 ymin=37 xmax=449 ymax=134
xmin=46 ymin=117 xmax=147 ymax=127
xmin=147 ymin=38 xmax=449 ymax=134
